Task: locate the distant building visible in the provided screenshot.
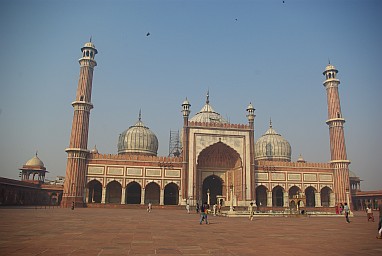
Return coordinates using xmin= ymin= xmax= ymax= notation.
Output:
xmin=0 ymin=154 xmax=63 ymax=206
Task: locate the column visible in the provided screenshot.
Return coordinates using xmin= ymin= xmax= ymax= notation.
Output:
xmin=85 ymin=188 xmax=89 ymax=203
xmin=141 ymin=188 xmax=145 ymax=205
xmin=329 ymin=192 xmax=335 ymax=207
xmin=283 ymin=191 xmax=289 ymax=208
xmin=160 ymin=189 xmax=164 ymax=205
xmin=315 ymin=192 xmax=322 ymax=207
xmin=121 ymin=188 xmax=126 ymax=204
xmin=267 ymin=191 xmax=272 ymax=207
xmin=101 ymin=187 xmax=106 ymax=204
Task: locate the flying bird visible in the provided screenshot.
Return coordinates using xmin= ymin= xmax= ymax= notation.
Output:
xmin=146 ymin=32 xmax=150 ymax=36
xmin=235 ymin=18 xmax=238 ymax=21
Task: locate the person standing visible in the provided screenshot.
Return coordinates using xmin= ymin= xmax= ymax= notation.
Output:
xmin=196 ymin=202 xmax=200 ymax=214
xmin=147 ymin=202 xmax=152 ymax=213
xmin=344 ymin=202 xmax=350 ymax=223
xmin=186 ymin=203 xmax=190 ymax=214
xmin=248 ymin=202 xmax=254 ymax=221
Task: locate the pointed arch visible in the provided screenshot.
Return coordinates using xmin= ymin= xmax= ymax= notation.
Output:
xmin=255 ymin=185 xmax=267 ymax=207
xmin=272 ymin=185 xmax=284 ymax=207
xmin=202 ymin=175 xmax=223 ymax=205
xmin=145 ymin=182 xmax=160 ymax=205
xmin=87 ymin=179 xmax=102 ymax=203
xmin=106 ymin=180 xmax=122 ymax=203
xmin=321 ymin=186 xmax=332 ymax=207
xmin=197 ymin=141 xmax=242 ymax=169
xmin=305 ymin=186 xmax=316 ymax=207
xmin=126 ymin=181 xmax=141 ymax=204
xmin=164 ymin=182 xmax=179 ymax=205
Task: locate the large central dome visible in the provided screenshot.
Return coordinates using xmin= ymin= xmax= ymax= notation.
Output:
xmin=189 ymin=92 xmax=228 ymax=123
xmin=118 ymin=113 xmax=158 ymax=156
xmin=255 ymin=121 xmax=291 ymax=162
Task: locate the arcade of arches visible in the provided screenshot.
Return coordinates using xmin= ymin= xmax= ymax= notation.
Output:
xmin=255 ymin=185 xmax=334 ymax=209
xmin=86 ymin=180 xmax=179 ymax=205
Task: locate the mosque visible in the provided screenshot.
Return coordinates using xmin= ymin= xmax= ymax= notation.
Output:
xmin=60 ymin=41 xmax=354 ymax=212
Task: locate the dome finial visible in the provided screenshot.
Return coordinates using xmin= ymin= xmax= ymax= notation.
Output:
xmin=206 ymin=90 xmax=210 ymax=104
xmin=35 ymin=150 xmax=38 ymax=157
xmin=139 ymin=109 xmax=142 ymax=121
xmin=90 ymin=36 xmax=92 ymax=42
xmin=269 ymin=118 xmax=272 ymax=128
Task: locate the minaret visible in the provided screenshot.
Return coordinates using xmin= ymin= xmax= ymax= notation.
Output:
xmin=322 ymin=63 xmax=351 ymax=207
xmin=246 ymin=102 xmax=255 ymax=201
xmin=181 ymin=98 xmax=191 ymax=203
xmin=62 ymin=41 xmax=98 ymax=208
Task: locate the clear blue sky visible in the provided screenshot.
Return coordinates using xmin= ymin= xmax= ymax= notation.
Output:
xmin=0 ymin=0 xmax=381 ymax=190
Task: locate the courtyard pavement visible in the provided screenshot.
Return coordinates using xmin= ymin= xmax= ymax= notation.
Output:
xmin=0 ymin=207 xmax=381 ymax=255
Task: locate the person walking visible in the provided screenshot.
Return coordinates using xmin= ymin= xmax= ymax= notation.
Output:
xmin=199 ymin=202 xmax=209 ymax=224
xmin=377 ymin=201 xmax=382 ymax=239
xmin=196 ymin=202 xmax=200 ymax=214
xmin=366 ymin=205 xmax=374 ymax=222
xmin=248 ymin=202 xmax=254 ymax=221
xmin=344 ymin=202 xmax=350 ymax=223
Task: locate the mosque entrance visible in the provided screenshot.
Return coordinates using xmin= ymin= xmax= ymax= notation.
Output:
xmin=202 ymin=175 xmax=222 ymax=205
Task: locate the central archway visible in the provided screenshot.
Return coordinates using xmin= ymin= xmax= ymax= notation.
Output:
xmin=202 ymin=175 xmax=222 ymax=205
xmin=197 ymin=141 xmax=243 ymax=204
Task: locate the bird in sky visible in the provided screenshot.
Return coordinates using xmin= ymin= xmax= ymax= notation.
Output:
xmin=146 ymin=32 xmax=150 ymax=36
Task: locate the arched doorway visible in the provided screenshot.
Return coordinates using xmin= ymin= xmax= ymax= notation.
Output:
xmin=106 ymin=181 xmax=122 ymax=203
xmin=255 ymin=185 xmax=267 ymax=207
xmin=164 ymin=183 xmax=179 ymax=205
xmin=87 ymin=180 xmax=102 ymax=203
xmin=321 ymin=186 xmax=332 ymax=207
xmin=202 ymin=175 xmax=222 ymax=205
xmin=289 ymin=186 xmax=301 ymax=199
xmin=126 ymin=182 xmax=141 ymax=204
xmin=197 ymin=142 xmax=242 ymax=204
xmin=305 ymin=186 xmax=316 ymax=207
xmin=272 ymin=186 xmax=284 ymax=207
xmin=289 ymin=186 xmax=301 ymax=211
xmin=145 ymin=182 xmax=160 ymax=205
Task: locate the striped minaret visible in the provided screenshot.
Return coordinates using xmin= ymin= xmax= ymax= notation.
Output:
xmin=61 ymin=41 xmax=97 ymax=208
xmin=322 ymin=63 xmax=351 ymax=207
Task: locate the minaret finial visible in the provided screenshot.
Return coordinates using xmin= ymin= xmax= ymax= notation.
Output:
xmin=139 ymin=109 xmax=142 ymax=121
xmin=269 ymin=118 xmax=272 ymax=128
xmin=206 ymin=90 xmax=210 ymax=104
xmin=328 ymin=58 xmax=330 ymax=64
xmin=90 ymin=36 xmax=92 ymax=42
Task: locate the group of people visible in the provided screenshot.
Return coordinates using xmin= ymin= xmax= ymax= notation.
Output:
xmin=149 ymin=199 xmax=382 ymax=239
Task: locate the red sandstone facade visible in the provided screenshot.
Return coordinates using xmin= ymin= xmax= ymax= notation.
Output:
xmin=61 ymin=42 xmax=357 ymax=212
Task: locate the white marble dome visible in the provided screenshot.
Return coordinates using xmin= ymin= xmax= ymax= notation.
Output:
xmin=118 ymin=114 xmax=158 ymax=156
xmin=189 ymin=93 xmax=228 ymax=124
xmin=255 ymin=122 xmax=291 ymax=162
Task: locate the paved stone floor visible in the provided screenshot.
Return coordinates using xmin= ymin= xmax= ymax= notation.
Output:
xmin=0 ymin=207 xmax=381 ymax=255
